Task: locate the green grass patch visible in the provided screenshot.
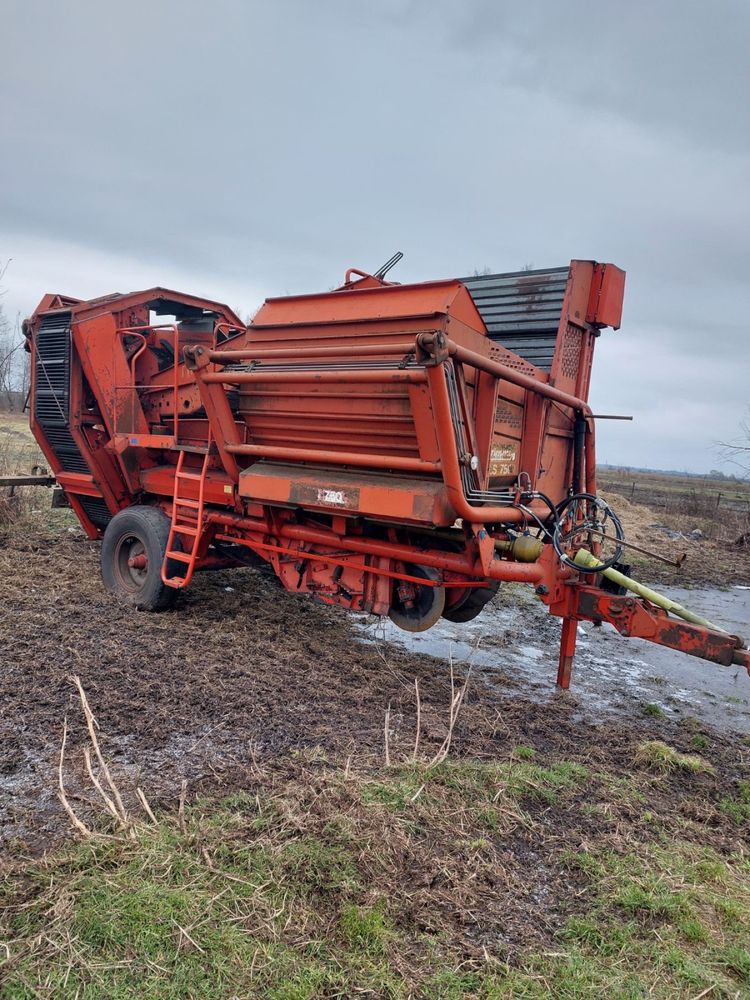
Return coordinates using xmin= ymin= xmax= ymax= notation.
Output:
xmin=720 ymin=781 xmax=750 ymax=824
xmin=2 ymin=758 xmax=748 ymax=998
xmin=361 ymin=770 xmax=425 ymax=810
xmin=556 ymin=841 xmax=750 ymax=996
xmin=360 ymin=756 xmax=588 ymax=821
xmin=339 ymin=903 xmax=391 ymax=957
xmin=500 ymin=759 xmax=588 ymax=805
xmin=0 ymin=817 xmax=392 ymax=1000
xmin=642 ymin=702 xmax=666 ymax=717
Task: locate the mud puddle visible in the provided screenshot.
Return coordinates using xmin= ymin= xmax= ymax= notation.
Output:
xmin=356 ymin=585 xmax=750 ymax=734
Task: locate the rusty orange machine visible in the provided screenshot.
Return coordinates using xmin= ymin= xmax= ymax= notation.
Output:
xmin=24 ymin=260 xmax=750 ymax=686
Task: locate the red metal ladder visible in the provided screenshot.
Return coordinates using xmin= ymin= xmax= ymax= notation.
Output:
xmin=161 ymin=450 xmax=210 ymax=589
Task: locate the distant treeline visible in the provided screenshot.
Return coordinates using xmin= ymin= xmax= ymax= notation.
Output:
xmin=598 ymin=465 xmax=744 ymax=482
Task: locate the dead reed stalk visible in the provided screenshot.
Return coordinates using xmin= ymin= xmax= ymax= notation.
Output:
xmin=178 ymin=779 xmax=188 ymax=834
xmin=57 ymin=717 xmax=93 ymax=838
xmin=70 ymin=674 xmax=129 ymax=825
xmin=384 ymin=655 xmax=472 ymax=769
xmin=426 ymin=656 xmax=472 ymax=769
xmin=56 ymin=675 xmax=159 ymax=838
xmin=411 ymin=678 xmax=421 ymax=764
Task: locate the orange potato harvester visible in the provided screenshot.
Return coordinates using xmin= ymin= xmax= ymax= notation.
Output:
xmin=24 ymin=260 xmax=749 ymax=686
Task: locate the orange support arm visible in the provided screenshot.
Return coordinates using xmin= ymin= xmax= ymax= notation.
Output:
xmin=558 ymin=586 xmax=750 ymax=675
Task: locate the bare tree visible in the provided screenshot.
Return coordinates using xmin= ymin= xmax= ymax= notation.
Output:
xmin=717 ymin=412 xmax=750 ymax=481
xmin=0 ymin=305 xmax=17 ymax=409
xmin=0 ymin=259 xmax=28 ymax=411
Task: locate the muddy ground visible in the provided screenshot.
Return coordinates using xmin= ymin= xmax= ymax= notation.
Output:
xmin=1 ymin=498 xmax=749 ymax=865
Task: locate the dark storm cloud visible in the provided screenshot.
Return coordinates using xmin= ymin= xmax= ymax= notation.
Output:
xmin=1 ymin=0 xmax=748 ymax=470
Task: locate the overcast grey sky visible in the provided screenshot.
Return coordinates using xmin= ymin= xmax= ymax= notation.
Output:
xmin=2 ymin=0 xmax=748 ymax=472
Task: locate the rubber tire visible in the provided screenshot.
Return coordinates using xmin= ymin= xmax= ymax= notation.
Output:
xmin=101 ymin=506 xmax=178 ymax=611
xmin=388 ymin=565 xmax=446 ymax=633
xmin=442 ymin=581 xmax=500 ymax=623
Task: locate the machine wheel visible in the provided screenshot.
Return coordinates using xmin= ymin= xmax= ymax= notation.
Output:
xmin=442 ymin=581 xmax=500 ymax=623
xmin=388 ymin=565 xmax=446 ymax=633
xmin=101 ymin=506 xmax=178 ymax=611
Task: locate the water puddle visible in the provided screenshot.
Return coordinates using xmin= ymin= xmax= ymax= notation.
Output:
xmin=356 ymin=585 xmax=750 ymax=734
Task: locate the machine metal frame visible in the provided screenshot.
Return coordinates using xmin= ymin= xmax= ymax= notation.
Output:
xmin=23 ymin=263 xmax=749 ymax=686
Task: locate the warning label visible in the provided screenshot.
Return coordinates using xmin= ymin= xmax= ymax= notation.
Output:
xmin=488 ymin=441 xmax=518 ymax=477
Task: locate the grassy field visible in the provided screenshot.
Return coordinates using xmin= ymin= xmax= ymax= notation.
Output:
xmin=599 ymin=467 xmax=750 ymax=517
xmin=598 ymin=468 xmax=750 ymax=567
xmin=0 ymin=411 xmax=40 ymax=462
xmin=0 ymin=411 xmax=63 ymax=533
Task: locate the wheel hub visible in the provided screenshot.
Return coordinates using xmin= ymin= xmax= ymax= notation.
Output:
xmin=113 ymin=534 xmax=150 ymax=592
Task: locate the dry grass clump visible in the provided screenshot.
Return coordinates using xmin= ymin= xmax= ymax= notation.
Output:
xmin=635 ymin=740 xmax=716 ymax=775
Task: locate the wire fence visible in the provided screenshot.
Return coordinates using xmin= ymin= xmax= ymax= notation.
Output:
xmin=599 ymin=476 xmax=750 ymax=517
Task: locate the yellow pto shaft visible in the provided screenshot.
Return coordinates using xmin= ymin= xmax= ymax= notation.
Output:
xmin=573 ymin=549 xmax=725 ymax=634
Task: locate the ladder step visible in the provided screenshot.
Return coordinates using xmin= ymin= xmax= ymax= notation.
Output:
xmin=162 ymin=448 xmax=210 ymax=590
xmin=175 ymin=443 xmax=214 ymax=454
xmin=166 ymin=551 xmax=193 ymax=564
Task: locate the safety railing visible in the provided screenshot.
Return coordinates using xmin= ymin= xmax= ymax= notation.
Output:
xmin=113 ymin=324 xmax=181 ymax=446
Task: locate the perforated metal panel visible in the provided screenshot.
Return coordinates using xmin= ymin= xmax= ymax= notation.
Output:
xmin=460 ymin=266 xmax=569 ymax=372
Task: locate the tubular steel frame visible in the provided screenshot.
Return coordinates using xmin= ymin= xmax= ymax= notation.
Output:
xmin=184 ymin=329 xmax=750 ymax=683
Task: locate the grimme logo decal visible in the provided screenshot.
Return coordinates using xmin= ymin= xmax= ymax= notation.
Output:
xmin=317 ymin=488 xmax=348 ymax=506
xmin=289 ymin=482 xmax=360 ymax=508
